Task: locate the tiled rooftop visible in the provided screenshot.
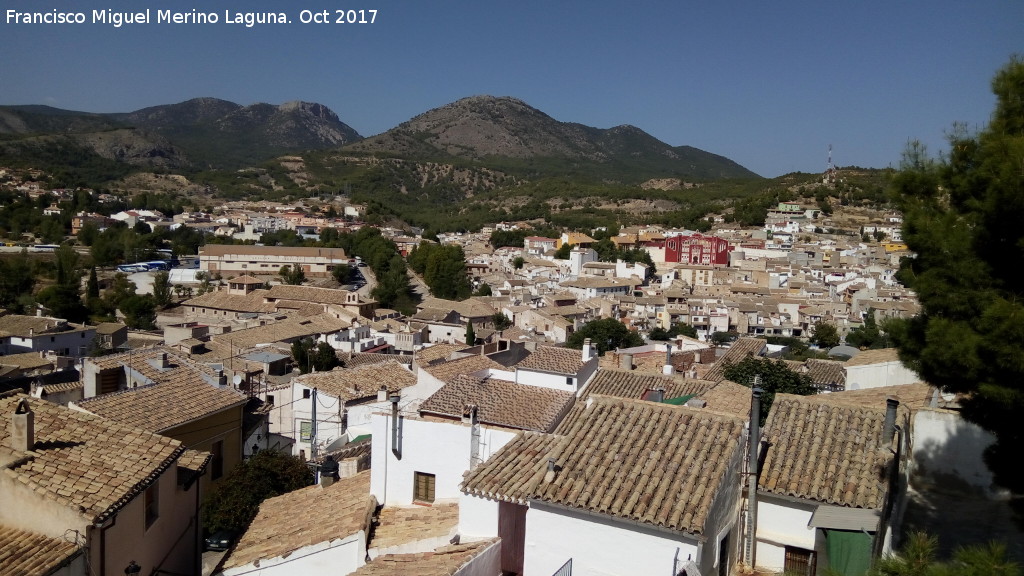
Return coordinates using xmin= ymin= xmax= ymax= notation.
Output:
xmin=844 ymin=348 xmax=902 ymax=367
xmin=515 ymin=345 xmax=586 ymax=375
xmin=422 ymin=355 xmax=507 ymax=384
xmin=803 ymin=358 xmax=847 ymax=389
xmin=759 ymin=393 xmax=899 ymax=509
xmin=211 ymin=314 xmax=349 ymax=349
xmin=826 ymin=382 xmax=937 ymax=411
xmin=420 ymin=375 xmax=574 ymax=432
xmin=182 ymin=290 xmax=276 ymax=313
xmin=76 ymin=349 xmax=248 ymax=433
xmin=0 ymin=395 xmax=184 ymax=523
xmin=266 ymin=284 xmax=364 ymax=306
xmin=294 ymin=362 xmax=416 ymax=403
xmin=462 ymin=396 xmax=745 ymax=535
xmin=702 ymin=337 xmax=768 ymax=382
xmin=352 ymin=539 xmax=499 ymax=576
xmin=370 ymin=502 xmax=459 ymax=551
xmin=224 ymin=471 xmax=376 ymax=569
xmin=0 ymin=525 xmax=81 ymax=576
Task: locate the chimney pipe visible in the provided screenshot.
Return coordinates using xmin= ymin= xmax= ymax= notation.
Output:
xmin=582 ymin=338 xmax=593 ymax=361
xmin=648 ymin=387 xmax=665 ymax=403
xmin=11 ymin=399 xmax=35 ymax=452
xmin=744 ymin=384 xmax=763 ymax=568
xmin=159 ymin=352 xmax=168 ymax=369
xmin=663 ymin=345 xmax=674 ymax=375
xmin=884 ymin=396 xmax=899 ymax=446
xmin=390 ymin=394 xmax=401 ymax=457
xmin=620 ymin=352 xmax=634 ymax=371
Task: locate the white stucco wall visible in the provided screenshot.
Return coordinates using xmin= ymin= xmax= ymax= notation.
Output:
xmin=458 ymin=494 xmax=501 ymax=540
xmin=453 ymin=539 xmax=501 ymax=576
xmin=524 ymin=502 xmax=700 ymax=576
xmin=222 ymin=531 xmax=366 ymax=576
xmin=754 ymin=496 xmax=817 ymax=573
xmin=370 ymin=413 xmax=518 ymax=506
xmin=911 ymin=408 xmax=999 ymax=496
xmin=845 ymin=361 xmax=919 ymax=390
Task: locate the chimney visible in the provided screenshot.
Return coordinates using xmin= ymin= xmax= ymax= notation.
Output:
xmin=377 ymin=385 xmax=388 ymax=402
xmin=663 ymin=345 xmax=674 ymax=375
xmin=159 ymin=352 xmax=169 ymax=369
xmin=884 ymin=396 xmax=899 ymax=446
xmin=582 ymin=338 xmax=593 ymax=361
xmin=647 ymin=387 xmax=665 ymax=403
xmin=217 ymin=369 xmax=227 ymax=387
xmin=619 ymin=352 xmax=633 ymax=371
xmin=544 ymin=457 xmax=557 ymax=483
xmin=744 ymin=386 xmax=764 ymax=568
xmin=11 ymin=399 xmax=35 ymax=452
xmin=390 ymin=394 xmax=402 ymax=457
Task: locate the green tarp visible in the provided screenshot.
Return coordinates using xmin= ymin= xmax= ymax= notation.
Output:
xmin=825 ymin=529 xmax=873 ymax=576
xmin=663 ymin=393 xmax=697 ymax=405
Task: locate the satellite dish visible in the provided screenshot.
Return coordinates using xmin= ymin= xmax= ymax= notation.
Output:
xmin=233 ymin=374 xmax=243 ymax=386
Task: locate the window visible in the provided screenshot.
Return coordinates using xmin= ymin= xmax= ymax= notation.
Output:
xmin=784 ymin=546 xmax=816 ymax=576
xmin=303 ymin=389 xmax=311 ymax=399
xmin=266 ymin=394 xmax=275 ymax=405
xmin=566 ymin=377 xmax=574 ymax=386
xmin=145 ymin=483 xmax=159 ymax=528
xmin=211 ymin=440 xmax=224 ymax=480
xmin=414 ymin=472 xmax=435 ymax=503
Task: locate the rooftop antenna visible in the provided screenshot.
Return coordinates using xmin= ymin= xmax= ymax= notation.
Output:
xmin=824 ymin=144 xmax=837 ymax=185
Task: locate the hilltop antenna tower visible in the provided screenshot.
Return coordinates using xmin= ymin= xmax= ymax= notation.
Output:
xmin=824 ymin=144 xmax=837 ymax=185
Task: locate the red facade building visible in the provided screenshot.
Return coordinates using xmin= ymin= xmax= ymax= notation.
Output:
xmin=662 ymin=233 xmax=732 ymax=265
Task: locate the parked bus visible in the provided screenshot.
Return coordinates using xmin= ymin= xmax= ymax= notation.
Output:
xmin=30 ymin=244 xmax=60 ymax=253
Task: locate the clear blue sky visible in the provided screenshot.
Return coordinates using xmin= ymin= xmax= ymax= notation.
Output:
xmin=1 ymin=0 xmax=1020 ymax=177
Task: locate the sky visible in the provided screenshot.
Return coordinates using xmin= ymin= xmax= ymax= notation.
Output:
xmin=1 ymin=0 xmax=1020 ymax=177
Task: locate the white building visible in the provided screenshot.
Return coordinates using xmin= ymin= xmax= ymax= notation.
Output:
xmin=844 ymin=348 xmax=920 ymax=390
xmin=0 ymin=315 xmax=96 ymax=357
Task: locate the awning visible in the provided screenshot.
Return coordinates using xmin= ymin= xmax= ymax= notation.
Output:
xmin=808 ymin=505 xmax=880 ymax=532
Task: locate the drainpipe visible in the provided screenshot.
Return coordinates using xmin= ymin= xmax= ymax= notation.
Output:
xmin=883 ymin=396 xmax=899 ymax=447
xmin=744 ymin=384 xmax=763 ymax=570
xmin=390 ymin=394 xmax=401 ymax=458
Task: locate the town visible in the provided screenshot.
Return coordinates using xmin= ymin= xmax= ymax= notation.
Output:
xmin=1 ymin=151 xmax=1018 ymax=576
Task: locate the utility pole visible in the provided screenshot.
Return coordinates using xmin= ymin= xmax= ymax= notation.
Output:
xmin=310 ymin=387 xmax=318 ymax=479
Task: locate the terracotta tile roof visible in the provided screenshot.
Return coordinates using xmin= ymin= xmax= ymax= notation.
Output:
xmin=420 ymin=297 xmax=497 ymax=319
xmin=0 ymin=352 xmax=53 ymax=370
xmin=803 ymin=358 xmax=847 ymax=390
xmin=759 ymin=394 xmax=898 ymax=509
xmin=181 ymin=290 xmax=276 ymax=313
xmin=423 ymin=355 xmax=506 ymax=384
xmin=295 ymin=362 xmax=416 ymax=403
xmin=420 ymin=375 xmax=574 ymax=432
xmin=77 ymin=349 xmax=247 ymax=433
xmin=515 ymin=346 xmax=586 ymax=375
xmin=266 ymin=284 xmax=362 ymax=306
xmin=415 ymin=340 xmax=464 ymax=366
xmin=353 ymin=539 xmax=499 ymax=576
xmin=177 ymin=448 xmax=212 ymax=486
xmin=826 ymin=383 xmax=937 ymax=411
xmin=462 ymin=396 xmax=745 ymax=535
xmin=844 ymin=348 xmax=902 ymax=367
xmin=224 ymin=471 xmax=376 ymax=570
xmin=0 ymin=525 xmax=81 ymax=576
xmin=211 ymin=314 xmax=349 ymax=349
xmin=200 ymin=244 xmax=348 ymax=259
xmin=696 ymin=380 xmax=754 ymax=419
xmin=0 ymin=315 xmax=90 ymax=338
xmin=0 ymin=395 xmax=184 ymax=523
xmin=343 ymin=352 xmax=414 ymax=368
xmin=370 ymin=502 xmax=459 ymax=551
xmin=578 ymin=369 xmax=710 ymax=402
xmin=703 ymin=337 xmax=768 ymax=382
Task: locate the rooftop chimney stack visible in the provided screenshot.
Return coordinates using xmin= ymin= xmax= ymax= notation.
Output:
xmin=11 ymin=399 xmax=35 ymax=452
xmin=619 ymin=352 xmax=634 ymax=371
xmin=884 ymin=396 xmax=900 ymax=446
xmin=663 ymin=345 xmax=674 ymax=375
xmin=582 ymin=338 xmax=593 ymax=361
xmin=159 ymin=352 xmax=169 ymax=369
xmin=217 ymin=369 xmax=227 ymax=387
xmin=377 ymin=385 xmax=388 ymax=402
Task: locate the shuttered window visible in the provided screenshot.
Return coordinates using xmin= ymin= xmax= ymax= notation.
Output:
xmin=414 ymin=472 xmax=435 ymax=503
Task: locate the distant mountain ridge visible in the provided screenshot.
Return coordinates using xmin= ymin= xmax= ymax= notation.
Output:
xmin=0 ymin=98 xmax=363 ymax=169
xmin=347 ymin=95 xmax=759 ymax=180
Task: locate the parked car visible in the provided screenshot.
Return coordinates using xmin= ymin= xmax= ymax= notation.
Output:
xmin=204 ymin=530 xmax=237 ymax=552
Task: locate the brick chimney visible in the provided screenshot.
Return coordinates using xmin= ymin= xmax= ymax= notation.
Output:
xmin=11 ymin=399 xmax=35 ymax=452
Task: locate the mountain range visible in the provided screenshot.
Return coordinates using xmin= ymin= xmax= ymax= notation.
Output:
xmin=0 ymin=96 xmax=758 ymax=181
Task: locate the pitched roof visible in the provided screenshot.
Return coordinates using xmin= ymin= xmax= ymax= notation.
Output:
xmin=515 ymin=346 xmax=586 ymax=375
xmin=826 ymin=383 xmax=937 ymax=411
xmin=803 ymin=358 xmax=847 ymax=389
xmin=265 ymin=284 xmax=362 ymax=306
xmin=759 ymin=394 xmax=898 ymax=509
xmin=294 ymin=362 xmax=415 ymax=403
xmin=0 ymin=525 xmax=81 ymax=576
xmin=0 ymin=395 xmax=183 ymax=523
xmin=414 ymin=343 xmax=464 ymax=368
xmin=352 ymin=539 xmax=499 ymax=576
xmin=462 ymin=396 xmax=745 ymax=535
xmin=181 ymin=289 xmax=276 ymax=313
xmin=370 ymin=502 xmax=459 ymax=552
xmin=224 ymin=471 xmax=376 ymax=570
xmin=211 ymin=314 xmax=349 ymax=349
xmin=420 ymin=375 xmax=574 ymax=432
xmin=844 ymin=348 xmax=902 ymax=367
xmin=578 ymin=369 xmax=709 ymax=402
xmin=423 ymin=355 xmax=507 ymax=384
xmin=703 ymin=337 xmax=768 ymax=382
xmin=200 ymin=244 xmax=348 ymax=259
xmin=76 ymin=349 xmax=248 ymax=433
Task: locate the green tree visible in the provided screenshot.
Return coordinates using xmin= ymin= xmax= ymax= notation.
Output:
xmin=554 ymin=242 xmax=574 ymax=260
xmin=291 ymin=338 xmax=340 ymax=373
xmin=847 ymin=311 xmax=891 ymax=349
xmin=119 ymin=294 xmax=156 ymax=329
xmin=810 ymin=322 xmax=840 ymax=349
xmin=711 ymin=331 xmax=737 ymax=346
xmin=566 ymin=317 xmax=644 ymax=355
xmin=331 ymin=263 xmax=353 ymax=285
xmin=722 ymin=356 xmax=817 ymax=424
xmin=649 ymin=323 xmax=699 ymax=341
xmin=278 ymin=264 xmax=306 ymax=285
xmin=152 ymin=271 xmax=172 ymax=309
xmin=492 ymin=312 xmax=513 ymax=331
xmin=870 ymin=531 xmax=1019 ymax=576
xmin=0 ymin=249 xmax=36 ymax=312
xmin=86 ymin=267 xmax=100 ymax=300
xmin=512 ymin=256 xmax=525 ymax=270
xmin=202 ymin=449 xmax=313 ymax=534
xmin=465 ymin=321 xmax=476 ymax=345
xmin=887 ymin=57 xmax=1024 ymax=494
